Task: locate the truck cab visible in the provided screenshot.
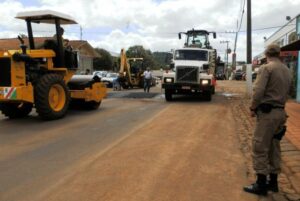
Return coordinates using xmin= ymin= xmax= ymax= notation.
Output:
xmin=162 ymin=47 xmax=214 ymax=101
xmin=179 ymin=29 xmax=216 ymax=49
xmin=162 ymin=29 xmax=217 ymax=101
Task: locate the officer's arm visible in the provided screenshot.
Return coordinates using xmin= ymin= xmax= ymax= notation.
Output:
xmin=250 ymin=66 xmax=270 ymax=109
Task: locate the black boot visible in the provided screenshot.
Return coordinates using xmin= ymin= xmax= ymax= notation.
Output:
xmin=267 ymin=173 xmax=279 ymax=192
xmin=243 ymin=174 xmax=267 ymax=196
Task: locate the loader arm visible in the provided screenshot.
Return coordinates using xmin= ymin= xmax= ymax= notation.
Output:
xmin=119 ymin=49 xmax=132 ymax=85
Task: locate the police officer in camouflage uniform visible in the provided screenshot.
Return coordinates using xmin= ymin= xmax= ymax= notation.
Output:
xmin=243 ymin=44 xmax=291 ymax=196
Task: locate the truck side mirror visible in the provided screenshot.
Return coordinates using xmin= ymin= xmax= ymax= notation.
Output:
xmin=213 ymin=32 xmax=216 ymax=39
xmin=178 ymin=33 xmax=181 ymax=39
xmin=203 ymin=64 xmax=209 ymax=70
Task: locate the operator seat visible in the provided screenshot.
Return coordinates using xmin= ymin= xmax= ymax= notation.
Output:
xmin=43 ymin=39 xmax=60 ymax=67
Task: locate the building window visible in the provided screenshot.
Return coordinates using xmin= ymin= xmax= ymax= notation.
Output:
xmin=276 ymin=40 xmax=281 ymax=46
xmin=288 ymin=32 xmax=297 ymax=44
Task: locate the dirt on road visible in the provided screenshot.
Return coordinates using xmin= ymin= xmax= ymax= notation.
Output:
xmin=29 ymin=84 xmax=258 ymax=201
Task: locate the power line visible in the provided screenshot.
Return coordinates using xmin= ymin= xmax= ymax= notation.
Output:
xmin=234 ymin=0 xmax=246 ymax=52
xmin=7 ymin=23 xmax=297 ymax=37
xmin=223 ymin=24 xmax=296 ymax=34
xmin=237 ymin=0 xmax=246 ymax=32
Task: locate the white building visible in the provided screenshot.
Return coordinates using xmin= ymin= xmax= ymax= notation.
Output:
xmin=264 ymin=16 xmax=299 ymax=48
xmin=254 ymin=14 xmax=300 ymax=101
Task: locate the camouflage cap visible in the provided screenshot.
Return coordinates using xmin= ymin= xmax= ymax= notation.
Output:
xmin=264 ymin=44 xmax=280 ymax=57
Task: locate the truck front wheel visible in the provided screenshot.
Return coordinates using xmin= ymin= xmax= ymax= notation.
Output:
xmin=204 ymin=91 xmax=212 ymax=101
xmin=165 ymin=89 xmax=173 ymax=101
xmin=211 ymin=86 xmax=215 ymax=94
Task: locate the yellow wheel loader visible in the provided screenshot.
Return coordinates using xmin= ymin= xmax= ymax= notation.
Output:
xmin=0 ymin=10 xmax=106 ymax=120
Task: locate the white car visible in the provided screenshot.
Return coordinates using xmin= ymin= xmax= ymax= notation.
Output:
xmin=93 ymin=71 xmax=107 ymax=78
xmin=101 ymin=73 xmax=118 ymax=88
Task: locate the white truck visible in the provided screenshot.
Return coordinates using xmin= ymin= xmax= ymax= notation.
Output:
xmin=162 ymin=29 xmax=217 ymax=101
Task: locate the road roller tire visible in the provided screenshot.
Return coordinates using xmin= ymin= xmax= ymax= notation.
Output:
xmin=34 ymin=74 xmax=70 ymax=120
xmin=0 ymin=102 xmax=33 ymax=119
xmin=70 ymin=99 xmax=101 ymax=110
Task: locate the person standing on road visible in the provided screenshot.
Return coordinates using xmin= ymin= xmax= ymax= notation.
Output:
xmin=113 ymin=74 xmax=122 ymax=91
xmin=243 ymin=44 xmax=292 ymax=196
xmin=85 ymin=69 xmax=90 ymax=75
xmin=143 ymin=67 xmax=152 ymax=93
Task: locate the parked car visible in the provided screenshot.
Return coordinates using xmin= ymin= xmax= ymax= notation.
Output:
xmin=93 ymin=71 xmax=107 ymax=78
xmin=242 ymin=71 xmax=258 ymax=81
xmin=101 ymin=72 xmax=118 ymax=88
xmin=252 ymin=72 xmax=257 ymax=81
xmin=234 ymin=69 xmax=245 ymax=80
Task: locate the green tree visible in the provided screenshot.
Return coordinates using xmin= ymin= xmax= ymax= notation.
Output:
xmin=152 ymin=52 xmax=173 ymax=69
xmin=126 ymin=45 xmax=158 ymax=70
xmin=93 ymin=48 xmax=113 ymax=71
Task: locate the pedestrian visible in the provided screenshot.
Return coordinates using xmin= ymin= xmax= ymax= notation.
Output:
xmin=113 ymin=74 xmax=121 ymax=91
xmin=243 ymin=44 xmax=292 ymax=196
xmin=143 ymin=67 xmax=152 ymax=93
xmin=85 ymin=69 xmax=90 ymax=75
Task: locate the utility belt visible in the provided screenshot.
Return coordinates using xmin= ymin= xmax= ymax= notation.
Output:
xmin=256 ymin=103 xmax=284 ymax=114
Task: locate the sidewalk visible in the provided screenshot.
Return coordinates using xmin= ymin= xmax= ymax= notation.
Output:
xmin=286 ymin=101 xmax=300 ymax=150
xmin=275 ymin=100 xmax=300 ymax=201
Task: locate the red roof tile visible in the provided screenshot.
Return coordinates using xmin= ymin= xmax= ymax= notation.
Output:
xmin=0 ymin=37 xmax=100 ymax=57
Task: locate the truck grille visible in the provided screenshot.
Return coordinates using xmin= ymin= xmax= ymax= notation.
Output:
xmin=0 ymin=58 xmax=11 ymax=86
xmin=176 ymin=66 xmax=198 ymax=83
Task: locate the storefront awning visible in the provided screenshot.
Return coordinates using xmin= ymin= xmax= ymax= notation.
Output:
xmin=281 ymin=39 xmax=300 ymax=51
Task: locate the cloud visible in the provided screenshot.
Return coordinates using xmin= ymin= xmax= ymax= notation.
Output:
xmin=0 ymin=0 xmax=299 ymax=62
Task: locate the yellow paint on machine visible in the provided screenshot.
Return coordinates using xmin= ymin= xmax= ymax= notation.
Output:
xmin=0 ymin=84 xmax=34 ymax=103
xmin=70 ymin=82 xmax=107 ymax=102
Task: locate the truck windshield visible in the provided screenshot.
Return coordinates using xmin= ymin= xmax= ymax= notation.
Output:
xmin=174 ymin=50 xmax=208 ymax=61
xmin=187 ymin=34 xmax=207 ymax=47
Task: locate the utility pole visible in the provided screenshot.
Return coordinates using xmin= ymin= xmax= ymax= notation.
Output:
xmin=247 ymin=0 xmax=252 ymax=64
xmin=221 ymin=40 xmax=230 ymax=80
xmin=233 ymin=20 xmax=239 ymax=70
xmin=246 ymin=0 xmax=253 ymax=97
xmin=220 ymin=40 xmax=230 ymax=68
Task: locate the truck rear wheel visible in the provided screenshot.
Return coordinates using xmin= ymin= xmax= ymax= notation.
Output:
xmin=34 ymin=74 xmax=70 ymax=120
xmin=165 ymin=89 xmax=173 ymax=101
xmin=0 ymin=102 xmax=33 ymax=119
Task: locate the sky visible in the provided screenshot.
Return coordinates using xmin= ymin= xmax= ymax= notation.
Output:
xmin=0 ymin=0 xmax=300 ymax=62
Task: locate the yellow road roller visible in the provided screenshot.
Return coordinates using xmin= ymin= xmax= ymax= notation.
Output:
xmin=0 ymin=10 xmax=106 ymax=120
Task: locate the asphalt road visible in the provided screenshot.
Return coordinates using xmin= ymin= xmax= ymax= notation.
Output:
xmin=0 ymin=82 xmax=262 ymax=201
xmin=0 ymin=91 xmax=165 ymax=201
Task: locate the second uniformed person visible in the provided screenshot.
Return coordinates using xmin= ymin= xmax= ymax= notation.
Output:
xmin=243 ymin=44 xmax=291 ymax=196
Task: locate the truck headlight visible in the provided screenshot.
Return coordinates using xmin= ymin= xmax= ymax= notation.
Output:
xmin=164 ymin=78 xmax=173 ymax=83
xmin=201 ymin=80 xmax=209 ymax=85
